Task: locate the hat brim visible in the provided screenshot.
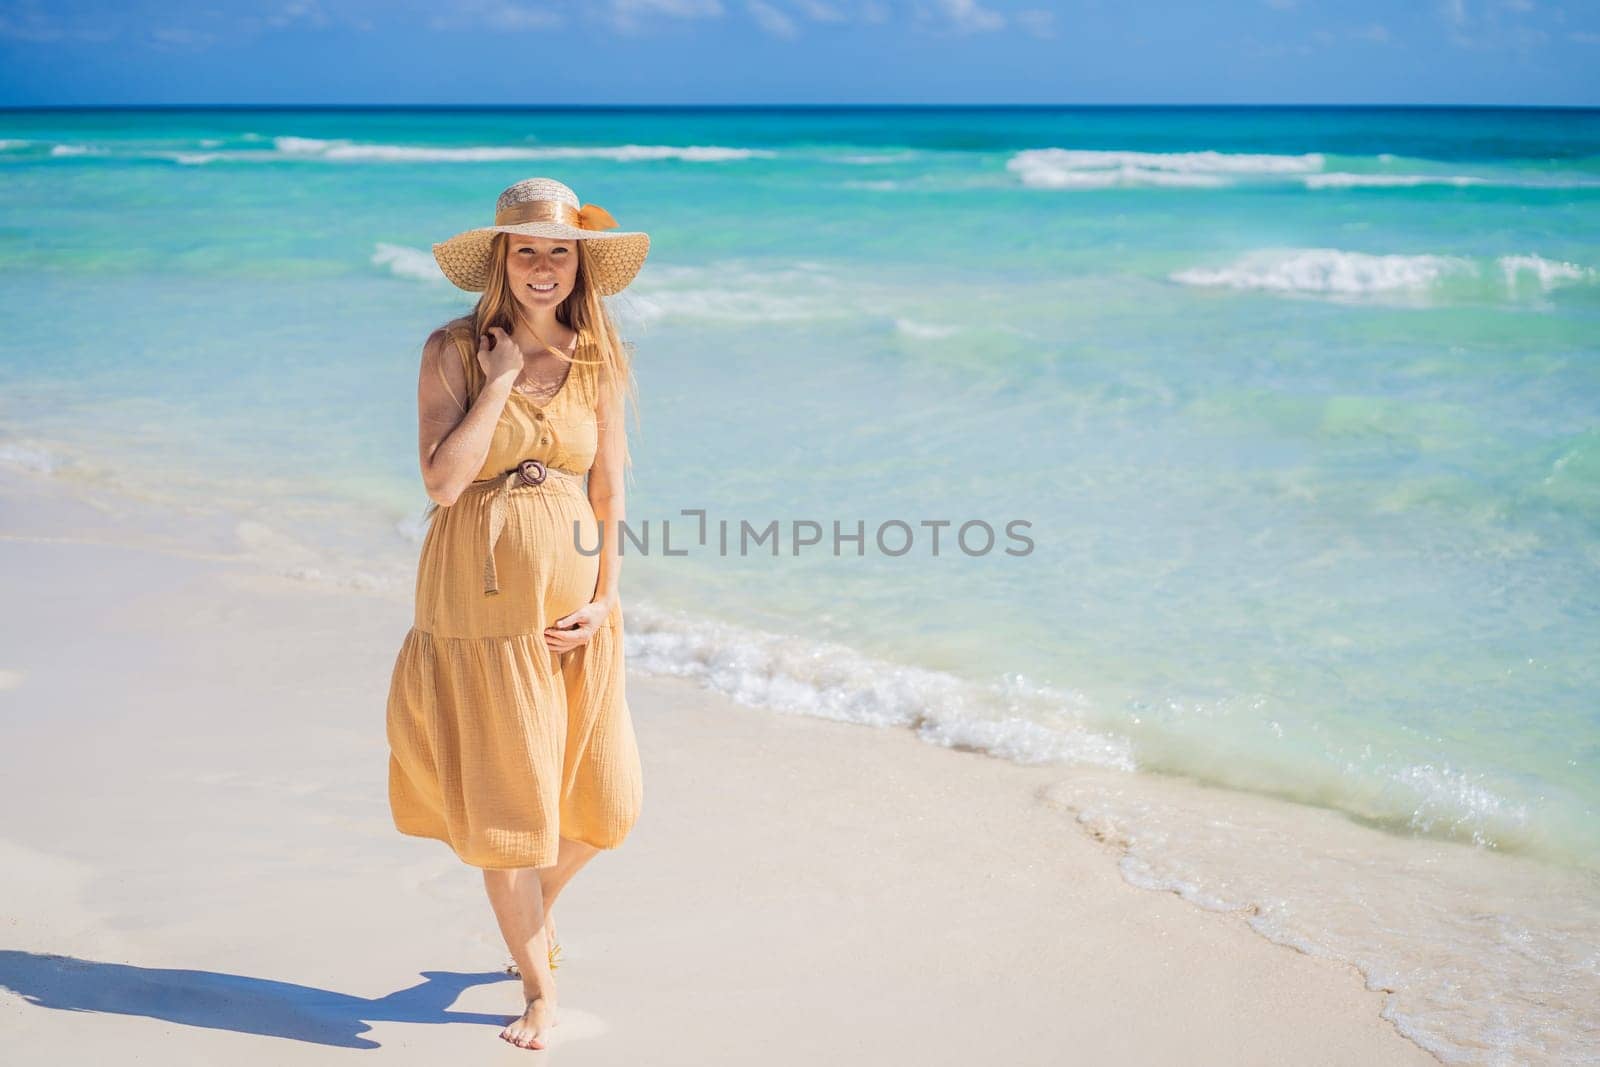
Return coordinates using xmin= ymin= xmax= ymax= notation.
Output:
xmin=432 ymin=222 xmax=650 ymax=295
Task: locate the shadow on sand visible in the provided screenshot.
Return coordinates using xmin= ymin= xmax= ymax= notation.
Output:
xmin=0 ymin=950 xmax=514 ymax=1048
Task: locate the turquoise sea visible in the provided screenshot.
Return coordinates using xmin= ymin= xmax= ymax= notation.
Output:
xmin=1 ymin=106 xmax=1596 ymax=1062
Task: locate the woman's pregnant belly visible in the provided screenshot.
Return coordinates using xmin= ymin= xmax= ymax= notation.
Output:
xmin=415 ymin=482 xmax=600 ymax=639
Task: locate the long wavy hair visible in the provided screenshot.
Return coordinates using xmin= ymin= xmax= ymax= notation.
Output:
xmin=420 ymin=233 xmax=641 ymax=524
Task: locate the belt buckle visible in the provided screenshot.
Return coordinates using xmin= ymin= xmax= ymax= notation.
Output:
xmin=515 ymin=458 xmax=548 ymax=486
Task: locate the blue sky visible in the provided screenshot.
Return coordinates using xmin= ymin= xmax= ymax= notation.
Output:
xmin=0 ymin=0 xmax=1596 ymax=107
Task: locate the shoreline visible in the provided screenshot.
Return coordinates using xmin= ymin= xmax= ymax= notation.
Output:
xmin=0 ymin=463 xmax=1445 ymax=1063
xmin=5 ymin=423 xmax=1596 ymax=870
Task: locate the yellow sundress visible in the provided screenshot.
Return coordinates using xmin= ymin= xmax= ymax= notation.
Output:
xmin=385 ymin=340 xmax=643 ymax=869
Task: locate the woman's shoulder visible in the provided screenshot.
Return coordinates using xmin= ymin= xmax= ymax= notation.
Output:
xmin=434 ymin=315 xmax=475 ymax=341
xmin=424 ymin=316 xmax=476 ymax=357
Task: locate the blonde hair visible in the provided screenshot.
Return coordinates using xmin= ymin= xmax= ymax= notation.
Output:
xmin=421 ymin=233 xmax=640 ymax=523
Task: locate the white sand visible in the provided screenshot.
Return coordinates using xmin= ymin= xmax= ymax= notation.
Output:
xmin=0 ymin=468 xmax=1436 ymax=1064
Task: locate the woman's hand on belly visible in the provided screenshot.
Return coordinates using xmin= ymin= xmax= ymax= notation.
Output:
xmin=545 ymin=599 xmax=612 ymax=655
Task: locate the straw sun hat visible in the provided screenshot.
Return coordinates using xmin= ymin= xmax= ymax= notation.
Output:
xmin=431 ymin=177 xmax=650 ymax=296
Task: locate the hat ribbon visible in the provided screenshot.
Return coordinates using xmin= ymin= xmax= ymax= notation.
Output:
xmin=495 ymin=199 xmax=619 ymax=231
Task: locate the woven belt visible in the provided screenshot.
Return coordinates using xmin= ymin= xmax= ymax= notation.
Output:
xmin=465 ymin=458 xmax=587 ymax=597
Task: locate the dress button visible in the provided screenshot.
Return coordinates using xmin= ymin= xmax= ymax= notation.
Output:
xmin=534 ymin=411 xmax=545 ymax=421
xmin=540 ymin=436 xmax=550 ymax=445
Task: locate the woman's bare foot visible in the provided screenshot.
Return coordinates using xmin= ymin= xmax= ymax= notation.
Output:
xmin=500 ymin=991 xmax=558 ymax=1050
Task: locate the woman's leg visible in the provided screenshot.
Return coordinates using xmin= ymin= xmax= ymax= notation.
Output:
xmin=540 ymin=836 xmax=601 ymax=917
xmin=483 ymin=866 xmax=558 ymax=1049
xmin=505 ymin=836 xmax=603 ymax=977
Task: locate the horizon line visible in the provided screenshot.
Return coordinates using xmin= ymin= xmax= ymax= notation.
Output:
xmin=3 ymin=101 xmax=1598 ymax=112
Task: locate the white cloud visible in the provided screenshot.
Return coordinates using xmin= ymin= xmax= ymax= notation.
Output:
xmin=793 ymin=0 xmax=847 ymax=20
xmin=1245 ymin=20 xmax=1396 ymax=54
xmin=149 ymin=25 xmax=219 ymax=49
xmin=0 ymin=2 xmax=119 ymax=43
xmin=1437 ymin=0 xmax=1550 ymax=49
xmin=0 ymin=13 xmax=65 ymax=42
xmin=601 ymin=0 xmax=726 ymax=33
xmin=1239 ymin=36 xmax=1314 ymax=57
xmin=912 ymin=0 xmax=1004 ymax=33
xmin=264 ymin=1 xmax=331 ymax=30
xmin=236 ymin=1 xmax=377 ymax=38
xmin=938 ymin=0 xmax=1005 ymax=32
xmin=427 ymin=3 xmax=563 ymax=32
xmin=747 ymin=0 xmax=799 ymax=36
xmin=1015 ymin=8 xmax=1055 ymax=38
xmin=613 ymin=0 xmax=725 ymax=16
xmin=0 ymin=0 xmax=355 ymax=50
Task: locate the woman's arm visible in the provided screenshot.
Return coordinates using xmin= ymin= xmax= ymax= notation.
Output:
xmin=417 ymin=327 xmax=516 ymax=507
xmin=585 ymin=370 xmax=627 ymax=614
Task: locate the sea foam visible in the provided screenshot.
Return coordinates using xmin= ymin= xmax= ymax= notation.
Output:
xmin=1171 ymin=248 xmax=1472 ymax=295
xmin=625 ymin=599 xmax=1138 ymax=769
xmin=372 ymin=242 xmax=447 ymax=284
xmin=0 ymin=441 xmax=61 ymax=474
xmin=1304 ymin=172 xmax=1490 ymax=189
xmin=1498 ymin=254 xmax=1597 ymax=290
xmin=273 ymin=136 xmax=774 ymax=163
xmin=1171 ymin=248 xmax=1599 ymax=299
xmin=1040 ymin=768 xmax=1600 ymax=1064
xmin=1008 ymin=147 xmax=1326 ymax=189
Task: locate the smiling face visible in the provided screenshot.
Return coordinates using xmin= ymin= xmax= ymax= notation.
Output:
xmin=504 ymin=234 xmax=580 ymax=311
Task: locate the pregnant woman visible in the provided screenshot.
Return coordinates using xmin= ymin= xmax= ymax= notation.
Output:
xmin=384 ymin=177 xmax=648 ymax=1051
